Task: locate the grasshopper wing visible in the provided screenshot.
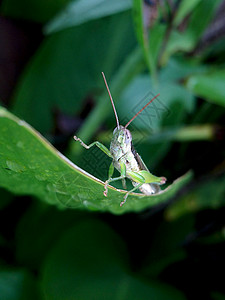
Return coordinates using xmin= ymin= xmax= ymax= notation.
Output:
xmin=131 ymin=144 xmax=161 ymax=193
xmin=131 ymin=144 xmax=150 ymax=172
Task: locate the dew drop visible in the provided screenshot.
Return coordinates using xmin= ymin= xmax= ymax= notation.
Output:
xmin=82 ymin=200 xmax=98 ymax=211
xmin=46 ymin=183 xmax=56 ymax=192
xmin=18 ymin=120 xmax=26 ymax=126
xmin=6 ymin=160 xmax=25 ymax=172
xmin=16 ymin=141 xmax=24 ymax=149
xmin=28 ymin=164 xmax=36 ymax=170
xmin=35 ymin=174 xmax=46 ymax=181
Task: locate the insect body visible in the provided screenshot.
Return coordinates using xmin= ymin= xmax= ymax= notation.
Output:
xmin=74 ymin=72 xmax=166 ymax=206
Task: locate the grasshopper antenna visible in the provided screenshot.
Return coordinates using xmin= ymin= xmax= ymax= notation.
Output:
xmin=102 ymin=72 xmax=120 ymax=129
xmin=125 ymin=93 xmax=160 ymax=129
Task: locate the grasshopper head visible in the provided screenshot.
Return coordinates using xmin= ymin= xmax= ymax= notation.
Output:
xmin=110 ymin=125 xmax=132 ymax=156
xmin=113 ymin=125 xmax=132 ymax=145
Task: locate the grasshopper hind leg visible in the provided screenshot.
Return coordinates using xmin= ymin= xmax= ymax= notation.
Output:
xmin=120 ymin=183 xmax=142 ymax=207
xmin=103 ymin=175 xmax=126 ymax=197
xmin=104 ymin=161 xmax=127 ymax=199
xmin=104 ymin=178 xmax=141 ymax=207
xmin=122 ymin=178 xmax=127 ymax=190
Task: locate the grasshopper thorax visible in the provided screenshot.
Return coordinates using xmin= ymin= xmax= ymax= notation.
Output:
xmin=110 ymin=125 xmax=132 ymax=158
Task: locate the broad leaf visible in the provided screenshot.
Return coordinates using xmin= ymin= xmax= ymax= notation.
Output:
xmin=0 ymin=107 xmax=192 ymax=214
xmin=45 ymin=0 xmax=132 ymax=34
xmin=186 ymin=69 xmax=225 ymax=107
xmin=12 ymin=12 xmax=136 ymax=133
xmin=161 ymin=0 xmax=221 ymax=64
xmin=166 ymin=174 xmax=225 ymax=220
xmin=174 ymin=0 xmax=203 ymax=26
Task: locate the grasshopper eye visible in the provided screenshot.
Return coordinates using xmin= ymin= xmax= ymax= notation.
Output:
xmin=125 ymin=129 xmax=132 ymax=144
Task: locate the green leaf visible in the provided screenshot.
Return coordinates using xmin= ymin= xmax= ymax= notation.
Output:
xmin=0 ymin=107 xmax=192 ymax=214
xmin=12 ymin=12 xmax=136 ymax=133
xmin=41 ymin=219 xmax=186 ymax=300
xmin=132 ymin=0 xmax=157 ymax=82
xmin=118 ymin=71 xmax=195 ymax=131
xmin=174 ymin=0 xmax=203 ymax=26
xmin=165 ymin=174 xmax=225 ymax=220
xmin=186 ymin=0 xmax=221 ymax=42
xmin=161 ymin=0 xmax=221 ymax=64
xmin=45 ymin=0 xmax=132 ymax=34
xmin=186 ymin=69 xmax=225 ymax=107
xmin=68 ymin=46 xmax=145 ymax=159
xmin=161 ymin=30 xmax=195 ymax=64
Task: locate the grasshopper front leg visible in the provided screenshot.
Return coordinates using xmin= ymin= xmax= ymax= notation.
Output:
xmin=74 ymin=136 xmax=112 ymax=158
xmin=104 ymin=162 xmax=145 ymax=207
xmin=74 ymin=136 xmax=119 ymax=197
xmin=103 ymin=161 xmax=126 ymax=197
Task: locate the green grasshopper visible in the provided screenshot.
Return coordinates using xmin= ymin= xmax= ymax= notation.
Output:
xmin=74 ymin=72 xmax=166 ymax=206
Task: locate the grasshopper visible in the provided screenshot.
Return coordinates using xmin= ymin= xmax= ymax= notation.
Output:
xmin=74 ymin=72 xmax=166 ymax=206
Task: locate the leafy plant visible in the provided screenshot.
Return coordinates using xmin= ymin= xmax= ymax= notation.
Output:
xmin=0 ymin=0 xmax=225 ymax=299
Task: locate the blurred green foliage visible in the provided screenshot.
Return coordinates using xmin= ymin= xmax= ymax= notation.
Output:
xmin=0 ymin=0 xmax=225 ymax=299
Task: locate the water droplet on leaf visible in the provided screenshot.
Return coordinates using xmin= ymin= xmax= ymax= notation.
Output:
xmin=35 ymin=174 xmax=46 ymax=181
xmin=16 ymin=141 xmax=24 ymax=149
xmin=6 ymin=160 xmax=25 ymax=172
